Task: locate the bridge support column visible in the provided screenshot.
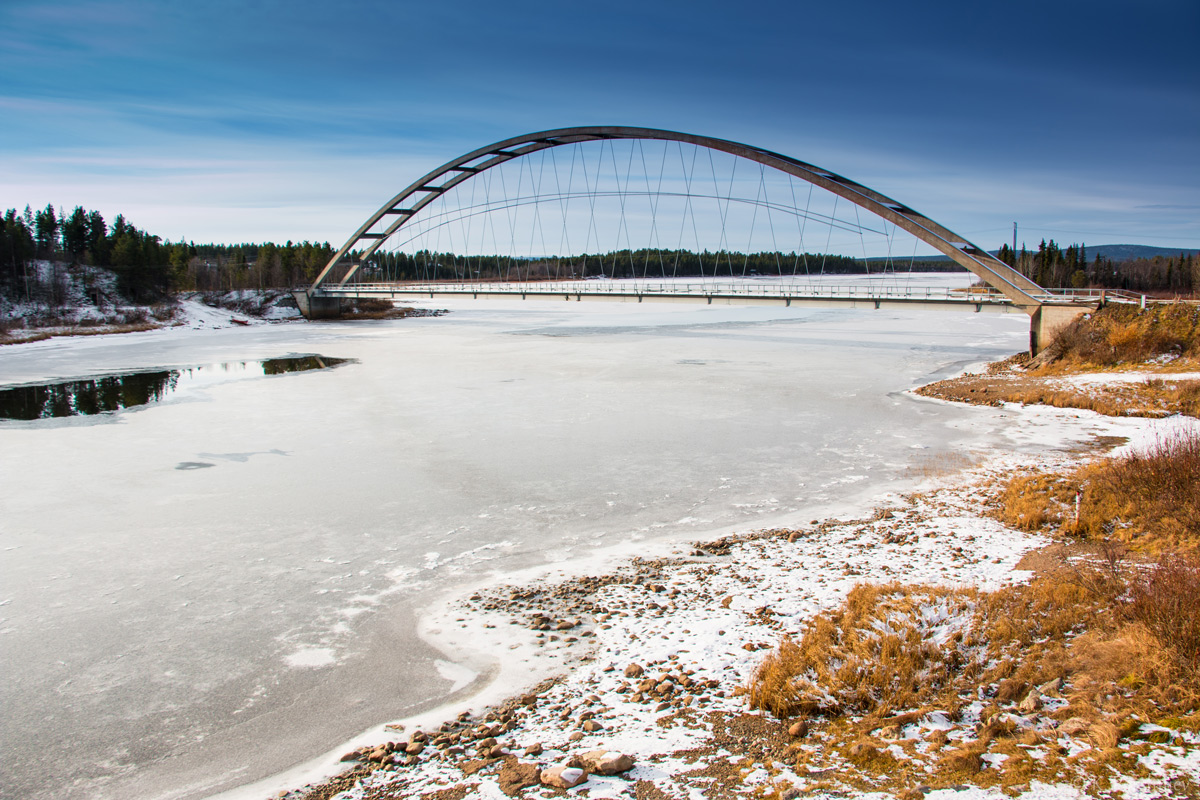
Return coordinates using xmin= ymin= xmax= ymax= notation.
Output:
xmin=292 ymin=291 xmax=342 ymax=320
xmin=1029 ymin=303 xmax=1089 ymax=356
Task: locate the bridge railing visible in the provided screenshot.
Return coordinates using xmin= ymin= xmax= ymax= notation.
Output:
xmin=333 ymin=279 xmax=1019 ymax=303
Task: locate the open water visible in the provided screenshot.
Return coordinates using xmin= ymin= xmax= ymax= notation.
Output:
xmin=0 ymin=280 xmax=1030 ymax=800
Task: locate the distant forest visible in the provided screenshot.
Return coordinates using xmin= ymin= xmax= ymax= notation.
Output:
xmin=3 ymin=203 xmax=1198 ymax=304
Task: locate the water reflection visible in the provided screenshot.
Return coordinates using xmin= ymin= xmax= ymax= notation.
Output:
xmin=0 ymin=355 xmax=352 ymax=420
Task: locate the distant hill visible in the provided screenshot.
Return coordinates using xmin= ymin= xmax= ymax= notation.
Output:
xmin=871 ymin=244 xmax=1198 ymax=264
xmin=1081 ymin=244 xmax=1199 ymax=261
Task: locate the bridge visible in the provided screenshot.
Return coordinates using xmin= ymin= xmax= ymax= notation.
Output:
xmin=296 ymin=126 xmax=1102 ymax=353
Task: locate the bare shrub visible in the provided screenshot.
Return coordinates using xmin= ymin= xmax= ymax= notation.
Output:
xmin=1126 ymin=552 xmax=1200 ymax=670
xmin=1083 ymin=430 xmax=1200 ymax=548
xmin=994 ymin=431 xmax=1200 ymax=549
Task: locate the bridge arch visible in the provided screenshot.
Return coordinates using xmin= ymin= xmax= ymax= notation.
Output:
xmin=311 ymin=126 xmax=1052 ymax=310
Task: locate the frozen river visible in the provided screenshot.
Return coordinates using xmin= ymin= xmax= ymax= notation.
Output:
xmin=0 ymin=282 xmax=1031 ymax=800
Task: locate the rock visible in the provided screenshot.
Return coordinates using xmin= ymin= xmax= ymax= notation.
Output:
xmin=573 ymin=749 xmax=635 ymax=775
xmin=405 ymin=741 xmax=424 ymax=755
xmin=540 ymin=765 xmax=589 ymax=789
xmin=498 ymin=761 xmax=541 ymax=796
xmin=524 ymin=742 xmax=543 ymax=756
xmin=340 ymin=750 xmax=361 ymax=762
xmin=477 ymin=736 xmax=498 ymax=750
xmin=655 ymin=701 xmax=671 ymax=712
xmin=582 ymin=719 xmax=603 ymax=732
xmin=1018 ymin=689 xmax=1043 ymax=714
xmin=879 ymin=724 xmax=902 ymax=739
xmin=1058 ymin=717 xmax=1091 ymax=737
xmin=788 ymin=720 xmax=808 ymax=738
xmin=720 ymin=595 xmax=734 ymax=608
xmin=487 ymin=745 xmax=506 ymax=759
xmin=624 ymin=663 xmax=644 ymax=678
xmin=568 ymin=731 xmax=584 ymax=742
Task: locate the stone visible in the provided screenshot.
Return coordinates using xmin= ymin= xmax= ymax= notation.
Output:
xmin=498 ymin=761 xmax=541 ymax=797
xmin=1018 ymin=689 xmax=1043 ymax=714
xmin=624 ymin=663 xmax=644 ymax=678
xmin=405 ymin=741 xmax=424 ymax=755
xmin=487 ymin=745 xmax=506 ymax=759
xmin=573 ymin=749 xmax=635 ymax=775
xmin=523 ymin=742 xmax=543 ymax=756
xmin=540 ymin=765 xmax=589 ymax=789
xmin=1058 ymin=717 xmax=1091 ymax=737
xmin=582 ymin=720 xmax=603 ymax=732
xmin=848 ymin=741 xmax=879 ymax=762
xmin=568 ymin=731 xmax=584 ymax=742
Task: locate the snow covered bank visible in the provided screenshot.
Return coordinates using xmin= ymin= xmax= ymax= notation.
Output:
xmin=244 ymin=403 xmax=1200 ymax=800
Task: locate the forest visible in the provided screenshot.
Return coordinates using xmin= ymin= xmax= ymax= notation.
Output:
xmin=3 ymin=203 xmax=1197 ymax=306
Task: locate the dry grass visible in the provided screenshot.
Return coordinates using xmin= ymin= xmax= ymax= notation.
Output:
xmin=1037 ymin=302 xmax=1200 ymax=370
xmin=748 ymin=556 xmax=1200 ymax=794
xmin=915 ymin=302 xmax=1200 ymax=419
xmin=995 ymin=430 xmax=1200 ymax=549
xmin=917 ymin=374 xmax=1200 ymax=418
xmin=0 ymin=321 xmax=161 ymax=345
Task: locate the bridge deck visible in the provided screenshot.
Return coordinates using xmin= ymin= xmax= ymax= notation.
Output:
xmin=318 ymin=279 xmax=1115 ymax=312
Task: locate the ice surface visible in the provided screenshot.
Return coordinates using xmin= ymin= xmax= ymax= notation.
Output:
xmin=0 ymin=284 xmax=1036 ymax=800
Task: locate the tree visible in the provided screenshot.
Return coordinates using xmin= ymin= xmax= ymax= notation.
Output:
xmin=33 ymin=204 xmax=59 ymax=257
xmin=62 ymin=207 xmax=90 ymax=263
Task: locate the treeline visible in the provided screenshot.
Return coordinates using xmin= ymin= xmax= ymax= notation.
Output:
xmin=1 ymin=204 xmax=335 ymax=305
xmin=360 ymin=248 xmax=959 ymax=282
xmin=998 ymin=239 xmax=1199 ymax=294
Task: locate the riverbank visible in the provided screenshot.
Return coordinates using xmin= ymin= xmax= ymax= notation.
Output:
xmin=258 ymin=385 xmax=1199 ymax=800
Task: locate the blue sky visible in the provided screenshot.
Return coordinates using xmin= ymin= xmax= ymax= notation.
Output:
xmin=2 ymin=0 xmax=1197 ymax=252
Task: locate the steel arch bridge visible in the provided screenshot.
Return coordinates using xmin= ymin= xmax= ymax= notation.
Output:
xmin=300 ymin=126 xmax=1095 ymax=352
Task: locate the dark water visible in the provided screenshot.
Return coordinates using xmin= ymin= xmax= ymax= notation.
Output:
xmin=0 ymin=355 xmax=352 ymax=420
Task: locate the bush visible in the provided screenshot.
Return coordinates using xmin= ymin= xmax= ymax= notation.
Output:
xmin=996 ymin=429 xmax=1200 ymax=549
xmin=1126 ymin=553 xmax=1200 ymax=671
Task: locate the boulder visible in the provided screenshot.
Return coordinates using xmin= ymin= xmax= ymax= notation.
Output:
xmin=540 ymin=765 xmax=588 ymax=789
xmin=1058 ymin=717 xmax=1091 ymax=737
xmin=1018 ymin=689 xmax=1043 ymax=714
xmin=572 ymin=749 xmax=635 ymax=775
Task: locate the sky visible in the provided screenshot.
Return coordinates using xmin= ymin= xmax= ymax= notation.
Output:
xmin=1 ymin=0 xmax=1197 ymax=253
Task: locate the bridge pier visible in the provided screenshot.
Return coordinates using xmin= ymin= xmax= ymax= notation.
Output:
xmin=292 ymin=291 xmax=342 ymax=320
xmin=1029 ymin=303 xmax=1090 ymax=356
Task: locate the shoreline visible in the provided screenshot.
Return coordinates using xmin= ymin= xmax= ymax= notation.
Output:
xmin=248 ymin=394 xmax=1200 ymax=799
xmin=212 ymin=487 xmax=901 ymax=800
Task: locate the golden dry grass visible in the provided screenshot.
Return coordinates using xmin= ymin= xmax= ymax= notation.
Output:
xmin=995 ymin=430 xmax=1200 ymax=550
xmin=1036 ymin=302 xmax=1200 ymax=370
xmin=747 ymin=555 xmax=1200 ymax=794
